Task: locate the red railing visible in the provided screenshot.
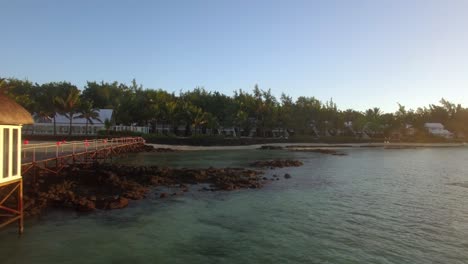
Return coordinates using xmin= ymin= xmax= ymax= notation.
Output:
xmin=21 ymin=137 xmax=145 ymax=165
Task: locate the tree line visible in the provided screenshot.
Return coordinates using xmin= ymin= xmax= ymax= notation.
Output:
xmin=2 ymin=77 xmax=468 ymax=139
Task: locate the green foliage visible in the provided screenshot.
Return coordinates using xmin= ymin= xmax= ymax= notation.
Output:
xmin=4 ymin=76 xmax=468 ymax=141
xmin=54 ymin=84 xmax=81 ymax=136
xmin=77 ymin=101 xmax=101 ymax=135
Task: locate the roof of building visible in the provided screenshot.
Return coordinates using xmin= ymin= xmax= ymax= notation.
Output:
xmin=35 ymin=109 xmax=113 ymax=125
xmin=424 ymin=123 xmax=444 ymax=129
xmin=0 ymin=95 xmax=34 ymax=125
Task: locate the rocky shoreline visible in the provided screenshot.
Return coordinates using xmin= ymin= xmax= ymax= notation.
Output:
xmin=258 ymin=145 xmax=348 ymax=156
xmin=249 ymin=159 xmax=304 ymax=168
xmin=19 ymin=146 xmax=303 ymax=216
xmin=288 ymin=148 xmax=348 ymax=156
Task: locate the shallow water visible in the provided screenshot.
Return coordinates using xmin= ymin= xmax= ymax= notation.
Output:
xmin=2 ymin=148 xmax=468 ymax=264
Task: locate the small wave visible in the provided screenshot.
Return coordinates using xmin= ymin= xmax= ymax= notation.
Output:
xmin=446 ymin=182 xmax=468 ymax=188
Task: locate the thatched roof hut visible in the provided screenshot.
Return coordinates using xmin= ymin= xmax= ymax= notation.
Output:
xmin=0 ymin=95 xmax=33 ymax=125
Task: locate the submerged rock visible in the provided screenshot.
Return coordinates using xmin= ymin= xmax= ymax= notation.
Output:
xmin=75 ymin=197 xmax=96 ymax=212
xmin=143 ymin=145 xmax=179 ymax=152
xmin=108 ymin=197 xmax=129 ymax=209
xmin=95 ymin=196 xmax=129 ymax=210
xmin=289 ymin=148 xmax=348 ymax=156
xmin=154 ymin=148 xmax=179 ymax=152
xmin=249 ymin=159 xmax=303 ymax=168
xmin=258 ymin=145 xmax=283 ymax=150
xmin=22 ymin=160 xmax=271 ymax=216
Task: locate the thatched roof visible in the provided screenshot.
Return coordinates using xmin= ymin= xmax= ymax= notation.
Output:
xmin=0 ymin=95 xmax=34 ymax=125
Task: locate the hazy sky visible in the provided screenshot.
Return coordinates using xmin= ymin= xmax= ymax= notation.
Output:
xmin=1 ymin=0 xmax=468 ymax=112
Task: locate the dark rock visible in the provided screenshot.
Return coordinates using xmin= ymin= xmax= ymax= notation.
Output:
xmin=290 ymin=148 xmax=347 ymax=156
xmin=332 ymin=153 xmax=347 ymax=156
xmin=108 ymin=197 xmax=129 ymax=209
xmin=180 ymin=184 xmax=189 ymax=192
xmin=249 ymin=159 xmax=303 ymax=168
xmin=154 ymin=148 xmax=178 ymax=152
xmin=144 ymin=145 xmax=179 ymax=152
xmin=284 ymin=173 xmax=292 ymax=179
xmin=22 ymin=159 xmax=277 ymax=217
xmin=258 ymin=145 xmax=283 ymax=150
xmin=75 ymin=197 xmax=96 ymax=212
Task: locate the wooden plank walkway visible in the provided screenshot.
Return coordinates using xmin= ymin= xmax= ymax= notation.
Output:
xmin=21 ymin=137 xmax=145 ymax=176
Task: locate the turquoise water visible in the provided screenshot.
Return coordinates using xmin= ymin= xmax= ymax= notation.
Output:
xmin=2 ymin=148 xmax=468 ymax=263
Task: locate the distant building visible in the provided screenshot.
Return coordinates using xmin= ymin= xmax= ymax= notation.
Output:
xmin=25 ymin=109 xmax=113 ymax=135
xmin=424 ymin=123 xmax=453 ymax=139
xmin=24 ymin=109 xmax=150 ymax=135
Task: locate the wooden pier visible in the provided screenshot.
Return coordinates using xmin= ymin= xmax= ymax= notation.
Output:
xmin=21 ymin=137 xmax=145 ymax=177
xmin=0 ymin=137 xmax=145 ymax=234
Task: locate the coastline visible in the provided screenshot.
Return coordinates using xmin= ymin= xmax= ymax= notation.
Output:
xmin=18 ymin=143 xmax=304 ymax=217
xmin=18 ymin=141 xmax=466 ymax=217
xmin=149 ymin=142 xmax=468 ymax=151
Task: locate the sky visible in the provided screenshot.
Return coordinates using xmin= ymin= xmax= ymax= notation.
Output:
xmin=1 ymin=0 xmax=468 ymax=112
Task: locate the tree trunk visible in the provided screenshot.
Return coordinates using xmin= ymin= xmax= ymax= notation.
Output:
xmin=53 ymin=115 xmax=57 ymax=136
xmin=85 ymin=120 xmax=89 ymax=135
xmin=69 ymin=112 xmax=73 ymax=136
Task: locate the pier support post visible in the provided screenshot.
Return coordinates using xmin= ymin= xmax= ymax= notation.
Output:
xmin=0 ymin=179 xmax=23 ymax=235
xmin=18 ymin=179 xmax=23 ymax=234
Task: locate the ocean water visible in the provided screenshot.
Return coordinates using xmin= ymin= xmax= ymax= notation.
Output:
xmin=2 ymin=148 xmax=468 ymax=264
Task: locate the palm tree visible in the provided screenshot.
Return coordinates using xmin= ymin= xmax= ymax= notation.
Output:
xmin=77 ymin=101 xmax=101 ymax=135
xmin=104 ymin=118 xmax=112 ymax=135
xmin=55 ymin=86 xmax=80 ymax=135
xmin=38 ymin=82 xmax=66 ymax=135
xmin=165 ymin=101 xmax=179 ymax=135
xmin=35 ymin=110 xmax=53 ymax=122
xmin=365 ymin=107 xmax=383 ymax=136
xmin=191 ymin=107 xmax=208 ymax=135
xmin=234 ymin=109 xmax=249 ymax=136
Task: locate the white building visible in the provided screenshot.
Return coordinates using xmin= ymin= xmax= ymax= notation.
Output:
xmin=24 ymin=109 xmax=113 ymax=135
xmin=424 ymin=123 xmax=453 ymax=139
xmin=24 ymin=109 xmax=150 ymax=135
